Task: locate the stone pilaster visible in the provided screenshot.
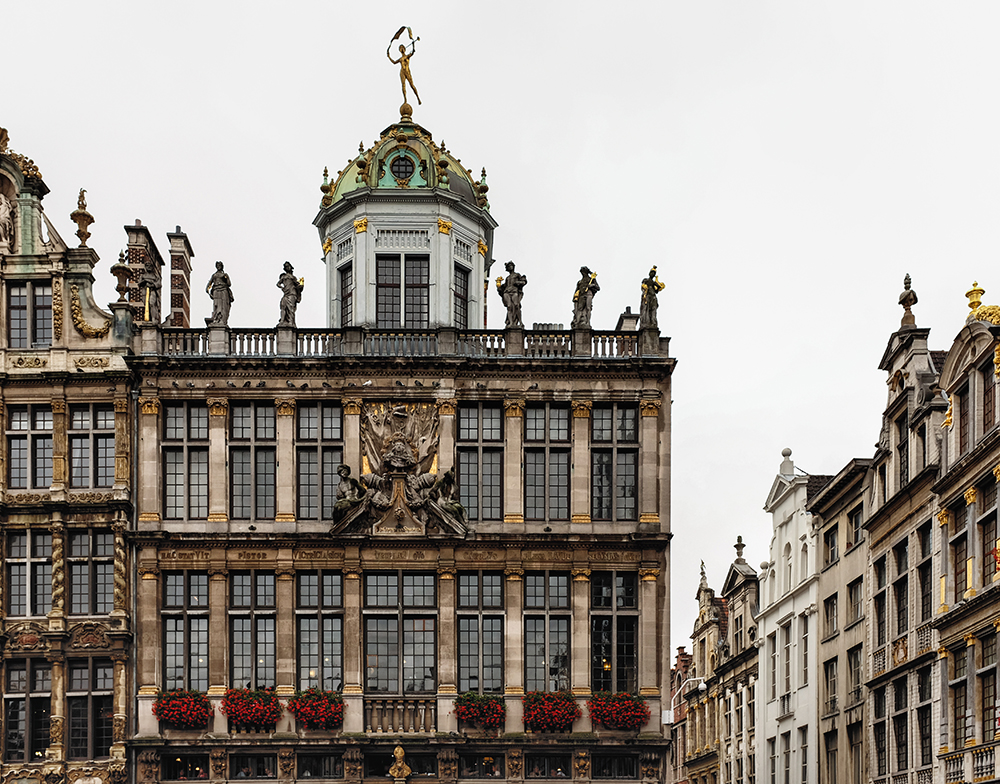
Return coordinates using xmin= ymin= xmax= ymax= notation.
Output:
xmin=48 ymin=517 xmax=65 ymax=631
xmin=938 ymin=648 xmax=950 ymax=753
xmin=113 ymin=398 xmax=130 ymax=489
xmin=275 ymin=399 xmax=296 ymax=522
xmin=274 ymin=565 xmax=296 ymax=733
xmin=639 ymin=567 xmax=660 ymax=696
xmin=207 ymin=399 xmax=229 ymax=521
xmin=437 ymin=564 xmax=458 ymax=732
xmin=503 ymin=400 xmax=525 ymax=525
xmin=571 ymin=402 xmax=591 ymax=525
xmin=639 ymin=399 xmax=661 ymax=530
xmin=47 ymin=653 xmax=65 ymax=761
xmin=504 ymin=567 xmax=525 ymax=729
xmin=570 ymin=568 xmax=592 ymax=731
xmin=437 ymin=400 xmax=457 ymax=474
xmin=342 ymin=559 xmax=364 ymax=733
xmin=343 ymin=399 xmax=362 ymax=472
xmin=138 ymin=398 xmax=161 ymax=522
xmin=50 ymin=398 xmax=67 ymax=491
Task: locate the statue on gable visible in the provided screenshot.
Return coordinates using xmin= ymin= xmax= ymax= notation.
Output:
xmin=277 ymin=261 xmax=304 ymax=327
xmin=571 ymin=266 xmax=600 ymax=329
xmin=138 ymin=259 xmax=161 ymax=323
xmin=0 ymin=191 xmax=15 ymax=250
xmin=206 ymin=261 xmax=234 ymax=326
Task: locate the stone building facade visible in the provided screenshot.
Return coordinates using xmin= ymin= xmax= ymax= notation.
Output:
xmin=1 ymin=95 xmax=676 ymax=784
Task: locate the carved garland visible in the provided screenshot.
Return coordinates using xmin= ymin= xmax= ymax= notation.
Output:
xmin=69 ymin=285 xmax=111 ymax=338
xmin=53 ymin=278 xmax=63 ymax=339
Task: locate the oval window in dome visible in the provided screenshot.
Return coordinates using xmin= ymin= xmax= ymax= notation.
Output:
xmin=390 ymin=155 xmax=415 ymax=180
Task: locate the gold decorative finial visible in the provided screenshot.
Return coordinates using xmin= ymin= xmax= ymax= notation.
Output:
xmin=359 ymin=141 xmax=365 ymax=155
xmin=387 ymin=26 xmax=421 ymax=118
xmin=69 ymin=189 xmax=94 ymax=248
xmin=966 ymin=281 xmax=985 ymax=313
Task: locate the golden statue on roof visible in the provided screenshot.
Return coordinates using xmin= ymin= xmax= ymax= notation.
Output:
xmin=387 ymin=26 xmax=422 ymax=114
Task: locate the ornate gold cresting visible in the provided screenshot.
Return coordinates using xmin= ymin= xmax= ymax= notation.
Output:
xmin=70 ymin=189 xmax=94 ymax=247
xmin=353 ymin=217 xmax=368 ymax=234
xmin=965 ymin=280 xmax=1000 ymax=325
xmin=69 ymin=285 xmax=111 ymax=338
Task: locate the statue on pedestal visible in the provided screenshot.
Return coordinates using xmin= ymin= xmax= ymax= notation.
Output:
xmin=207 ymin=261 xmax=234 ymax=326
xmin=138 ymin=260 xmax=160 ymax=323
xmin=638 ymin=266 xmax=665 ymax=330
xmin=496 ymin=261 xmax=527 ymax=328
xmin=571 ymin=266 xmax=600 ymax=329
xmin=277 ymin=262 xmax=304 ymax=327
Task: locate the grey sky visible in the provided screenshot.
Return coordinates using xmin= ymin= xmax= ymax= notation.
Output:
xmin=6 ymin=1 xmax=1000 ymax=653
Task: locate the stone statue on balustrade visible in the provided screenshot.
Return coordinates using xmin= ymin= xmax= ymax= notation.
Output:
xmin=638 ymin=266 xmax=665 ymax=330
xmin=570 ymin=265 xmax=600 ymax=329
xmin=0 ymin=192 xmax=15 ymax=250
xmin=138 ymin=260 xmax=161 ymax=323
xmin=206 ymin=261 xmax=234 ymax=327
xmin=276 ymin=261 xmax=304 ymax=327
xmin=496 ymin=261 xmax=527 ymax=328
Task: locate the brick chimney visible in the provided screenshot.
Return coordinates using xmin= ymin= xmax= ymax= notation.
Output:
xmin=166 ymin=226 xmax=194 ymax=327
xmin=124 ymin=220 xmax=164 ymax=317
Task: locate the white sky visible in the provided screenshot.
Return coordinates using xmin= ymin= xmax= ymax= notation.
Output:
xmin=6 ymin=1 xmax=1000 ymax=653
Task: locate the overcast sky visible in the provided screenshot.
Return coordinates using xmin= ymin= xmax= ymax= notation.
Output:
xmin=6 ymin=2 xmax=1000 ymax=652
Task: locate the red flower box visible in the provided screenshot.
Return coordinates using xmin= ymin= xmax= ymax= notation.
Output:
xmin=521 ymin=691 xmax=580 ymax=732
xmin=454 ymin=692 xmax=506 ymax=731
xmin=286 ymin=688 xmax=345 ymax=730
xmin=219 ymin=687 xmax=284 ymax=732
xmin=586 ymin=692 xmax=650 ymax=731
xmin=151 ymin=689 xmax=214 ymax=729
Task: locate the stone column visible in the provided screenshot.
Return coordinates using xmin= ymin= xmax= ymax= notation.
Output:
xmin=504 ymin=567 xmax=525 ymax=729
xmin=48 ymin=517 xmax=66 ymax=632
xmin=570 ymin=402 xmax=591 ymax=526
xmin=207 ymin=565 xmax=229 ymax=735
xmin=938 ymin=648 xmax=950 ymax=753
xmin=47 ymin=651 xmax=66 ymax=761
xmin=112 ymin=520 xmax=129 ymax=631
xmin=138 ymin=398 xmax=162 ymax=523
xmin=343 ymin=399 xmax=362 ymax=471
xmin=639 ymin=567 xmax=661 ymax=697
xmin=964 ymin=634 xmax=976 ymax=745
xmin=112 ymin=651 xmax=129 ymax=759
xmin=937 ymin=509 xmax=950 ymax=614
xmin=136 ymin=555 xmax=161 ymax=737
xmin=437 ymin=400 xmax=457 ymax=474
xmin=965 ymin=488 xmax=979 ymax=598
xmin=114 ymin=399 xmax=130 ymax=491
xmin=50 ymin=398 xmax=67 ymax=492
xmin=437 ymin=565 xmax=458 ymax=732
xmin=503 ymin=400 xmax=525 ymax=527
xmin=275 ymin=399 xmax=296 ymax=522
xmin=207 ymin=399 xmax=229 ymax=522
xmin=639 ymin=399 xmax=662 ymax=532
xmin=570 ymin=568 xmax=592 ymax=731
xmin=274 ymin=564 xmax=296 ymax=733
xmin=342 ymin=561 xmax=364 ymax=733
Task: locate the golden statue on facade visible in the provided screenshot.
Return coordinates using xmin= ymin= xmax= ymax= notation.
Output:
xmin=387 ymin=27 xmax=422 ymax=110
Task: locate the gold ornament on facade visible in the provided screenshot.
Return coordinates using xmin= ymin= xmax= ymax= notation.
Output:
xmin=113 ymin=399 xmax=128 ymax=413
xmin=571 ymin=400 xmax=592 ymax=418
xmin=571 ymin=568 xmax=591 ymax=582
xmin=574 ymin=752 xmax=590 ymax=778
xmin=639 ymin=513 xmax=659 ymax=524
xmin=275 ymin=398 xmax=296 ymax=417
xmin=354 ymin=217 xmax=368 ymax=234
xmin=436 ymin=399 xmax=457 ymax=416
xmin=322 ymin=237 xmax=333 ymax=254
xmin=278 ymin=750 xmax=295 ymax=777
xmin=640 ymin=399 xmax=661 ymax=417
xmin=8 ymin=149 xmax=43 ymax=179
xmin=69 ymin=285 xmax=111 ymax=338
xmin=343 ymin=398 xmax=362 ymax=415
xmin=437 ymin=218 xmax=452 ymax=235
xmin=971 ymin=303 xmax=1000 ymax=325
xmin=11 ymin=355 xmax=47 ymax=368
xmin=437 ymin=566 xmax=456 ymax=579
xmin=503 ymin=398 xmax=525 ymax=417
xmin=50 ymin=399 xmax=67 ymax=414
xmin=75 ymin=356 xmax=110 ymax=369
xmin=639 ymin=567 xmax=660 ymax=581
xmin=477 ymin=239 xmax=488 ymax=257
xmin=571 ymin=514 xmax=591 ymax=524
xmin=139 ymin=398 xmax=160 ymax=415
xmin=504 ymin=567 xmax=524 ymax=580
xmin=964 ymin=487 xmax=977 ymax=506
xmin=53 ymin=278 xmax=63 ymax=340
xmin=207 ymin=398 xmax=229 ymax=416
xmin=70 ymin=189 xmax=95 ymax=247
xmin=937 ymin=509 xmax=951 ymax=527
xmin=966 ymin=281 xmax=985 ymax=313
xmin=941 ymin=395 xmax=953 ymax=428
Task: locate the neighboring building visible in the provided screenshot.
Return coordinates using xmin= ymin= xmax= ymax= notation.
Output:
xmin=684 ymin=565 xmax=726 ymax=784
xmin=756 ymin=450 xmax=830 ymax=784
xmin=0 ymin=81 xmax=678 ymax=784
xmin=806 ymin=458 xmax=869 ymax=784
xmin=669 ymin=647 xmax=694 ymax=784
xmin=714 ymin=539 xmax=758 ymax=784
xmin=0 ymin=134 xmax=135 ymax=784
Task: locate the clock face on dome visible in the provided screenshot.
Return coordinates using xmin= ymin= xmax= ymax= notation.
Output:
xmin=390 ymin=155 xmax=415 ymax=181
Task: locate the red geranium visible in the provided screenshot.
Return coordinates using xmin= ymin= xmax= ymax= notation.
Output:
xmin=521 ymin=691 xmax=580 ymax=732
xmin=286 ymin=688 xmax=345 ymax=730
xmin=454 ymin=692 xmax=506 ymax=731
xmin=219 ymin=687 xmax=284 ymax=731
xmin=151 ymin=689 xmax=214 ymax=729
xmin=586 ymin=692 xmax=650 ymax=731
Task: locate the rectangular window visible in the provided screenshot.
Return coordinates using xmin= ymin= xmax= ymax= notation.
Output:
xmin=363 ymin=572 xmax=436 ymax=694
xmin=823 ymin=594 xmax=837 ymax=637
xmin=590 ymin=572 xmax=638 ymax=692
xmin=457 ymin=404 xmax=503 ymax=521
xmin=984 ymin=362 xmax=997 ymax=432
xmin=801 ymin=616 xmax=809 ymax=686
xmin=823 ymin=525 xmax=838 ymax=566
xmin=768 ymin=738 xmax=776 ymax=784
xmin=403 ymin=254 xmax=430 ymax=328
xmin=952 ymin=681 xmax=967 ymax=747
xmin=847 ymin=505 xmax=863 ymax=548
xmin=7 ymin=282 xmax=52 ymax=348
xmin=958 ymin=385 xmax=970 ymax=454
xmin=66 ymin=659 xmax=113 ymax=760
xmin=894 ymin=576 xmax=908 ymax=635
xmin=982 ymin=514 xmax=997 ymax=584
xmin=454 ymin=265 xmax=470 ymax=329
xmin=917 ymin=706 xmax=931 ymax=767
xmin=297 ymin=571 xmax=343 ymax=691
xmin=7 ymin=405 xmax=53 ymax=490
xmin=525 ymin=405 xmax=570 ymax=521
xmin=6 ymin=531 xmax=51 ymax=616
xmin=823 ymin=731 xmax=836 ymax=784
xmin=893 ymin=715 xmax=908 ymax=771
xmin=230 ymin=403 xmax=276 ymax=520
xmin=459 ymin=754 xmax=506 ymax=779
xmin=163 ymin=403 xmax=209 ymax=519
xmin=591 ymin=756 xmax=637 ymax=779
xmin=847 ymin=578 xmax=863 ymax=624
xmin=299 ymin=755 xmax=344 ymax=779
xmin=3 ymin=659 xmax=51 ymax=761
xmin=163 ymin=755 xmax=211 ymax=781
xmin=296 ymin=404 xmax=343 ymax=520
xmin=163 ymin=571 xmax=209 ymax=691
xmin=591 ymin=405 xmax=639 ymax=521
xmin=339 ymin=264 xmax=354 ymax=327
xmin=874 ymin=591 xmax=887 ymax=647
xmin=525 ymin=756 xmax=572 ymax=779
xmin=68 ymin=529 xmax=114 ymax=615
xmin=847 ymin=646 xmax=862 ymax=705
xmin=782 ymin=623 xmax=791 ymax=694
xmin=952 ymin=536 xmax=967 ymax=604
xmin=823 ymin=657 xmax=837 ymax=714
xmin=874 ymin=722 xmax=887 ymax=776
xmin=457 ymin=572 xmax=503 ymax=693
xmin=375 ymin=253 xmax=431 ymax=329
xmin=781 ymin=733 xmax=790 ymax=784
xmin=69 ymin=404 xmax=116 ymax=488
xmin=768 ymin=634 xmax=777 ymax=700
xmin=896 ymin=411 xmax=909 ymax=487
xmin=230 ymin=571 xmax=276 ymax=690
xmin=525 ymin=571 xmax=570 ymax=692
xmin=376 ymin=255 xmax=401 ymax=328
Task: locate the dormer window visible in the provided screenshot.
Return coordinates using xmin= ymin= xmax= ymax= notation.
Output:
xmin=390 ymin=155 xmax=415 ymax=181
xmin=7 ymin=282 xmax=52 ymax=348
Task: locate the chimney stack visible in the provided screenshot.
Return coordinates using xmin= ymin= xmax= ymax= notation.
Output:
xmin=166 ymin=226 xmax=194 ymax=327
xmin=124 ymin=220 xmax=164 ymax=318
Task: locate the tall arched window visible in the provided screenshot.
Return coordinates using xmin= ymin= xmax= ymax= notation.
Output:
xmin=783 ymin=543 xmax=792 ymax=593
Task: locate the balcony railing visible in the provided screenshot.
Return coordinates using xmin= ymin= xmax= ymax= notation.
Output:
xmin=364 ymin=697 xmax=437 ymax=734
xmin=915 ymin=624 xmax=933 ymax=654
xmin=891 ymin=773 xmax=909 ymax=784
xmin=823 ymin=696 xmax=838 ymax=715
xmin=944 ymin=753 xmax=964 ymax=783
xmin=847 ymin=686 xmax=863 ymax=706
xmin=973 ymin=747 xmax=995 ymax=781
xmin=157 ymin=327 xmax=660 ymax=360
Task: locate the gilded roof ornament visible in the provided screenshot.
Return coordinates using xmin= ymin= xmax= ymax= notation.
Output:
xmin=964 ymin=280 xmax=1000 ymax=325
xmin=69 ymin=188 xmax=94 ymax=247
xmin=966 ymin=281 xmax=985 ymax=313
xmin=387 ymin=26 xmax=421 ymax=119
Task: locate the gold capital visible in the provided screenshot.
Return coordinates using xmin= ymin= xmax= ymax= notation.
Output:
xmin=504 ymin=398 xmax=525 ymax=417
xmin=207 ymin=398 xmax=229 ymax=416
xmin=354 ymin=217 xmax=368 ymax=234
xmin=964 ymin=487 xmax=977 ymax=506
xmin=571 ymin=400 xmax=592 ymax=418
xmin=640 ymin=399 xmax=661 ymax=417
xmin=437 ymin=219 xmax=452 ymax=235
xmin=477 ymin=239 xmax=488 ymax=257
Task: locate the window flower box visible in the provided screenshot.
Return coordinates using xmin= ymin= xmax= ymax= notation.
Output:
xmin=521 ymin=692 xmax=580 ymax=733
xmin=220 ymin=687 xmax=284 ymax=733
xmin=151 ymin=689 xmax=214 ymax=730
xmin=586 ymin=692 xmax=650 ymax=731
xmin=454 ymin=692 xmax=506 ymax=732
xmin=286 ymin=688 xmax=345 ymax=731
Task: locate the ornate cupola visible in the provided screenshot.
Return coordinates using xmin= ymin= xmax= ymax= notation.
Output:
xmin=314 ymin=35 xmax=497 ymax=331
